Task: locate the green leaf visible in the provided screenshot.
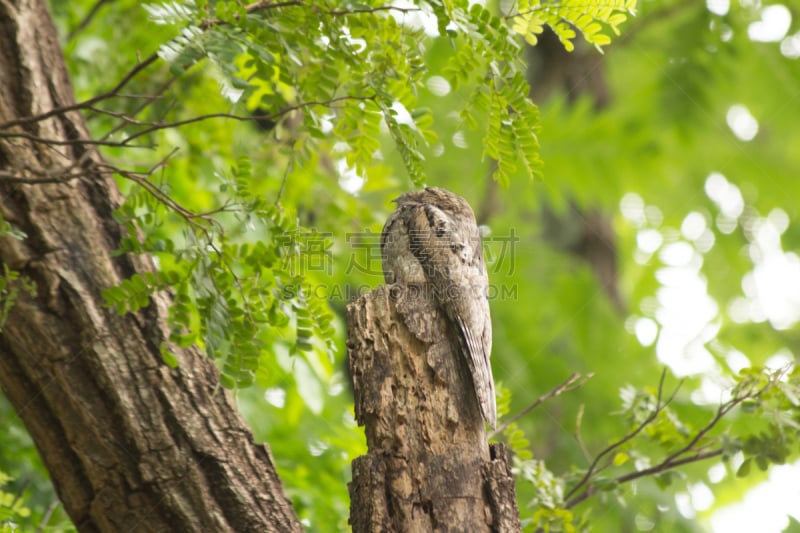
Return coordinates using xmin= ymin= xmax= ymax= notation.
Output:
xmin=160 ymin=344 xmax=180 ymax=368
xmin=736 ymin=458 xmax=752 ymax=477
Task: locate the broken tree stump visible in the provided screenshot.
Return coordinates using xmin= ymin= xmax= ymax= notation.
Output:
xmin=347 ymin=284 xmax=520 ymax=532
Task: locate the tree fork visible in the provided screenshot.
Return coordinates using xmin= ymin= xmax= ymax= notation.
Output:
xmin=0 ymin=2 xmax=301 ymax=531
xmin=347 ymin=285 xmax=520 ymax=532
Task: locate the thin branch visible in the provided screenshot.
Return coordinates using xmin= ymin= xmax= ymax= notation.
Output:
xmin=9 ymin=146 xmax=221 ymax=235
xmin=98 ymin=149 xmax=209 ymax=227
xmin=275 ymin=157 xmax=293 ymax=206
xmin=97 ymin=78 xmax=179 ymax=143
xmin=564 ymin=369 xmax=681 ymax=502
xmin=326 ymin=5 xmax=422 ymax=16
xmin=86 ymin=105 xmax=151 ymax=124
xmin=108 ymin=93 xmax=164 ymax=101
xmin=658 ymin=375 xmax=777 ymax=468
xmin=621 ymin=449 xmax=725 ymax=484
xmin=2 ymin=95 xmax=374 ymax=149
xmin=107 ymin=53 xmax=152 ymax=90
xmin=0 ymin=54 xmax=159 ymax=131
xmin=563 ymin=372 xmax=781 ymax=510
xmin=66 ymin=0 xmax=116 ymax=42
xmin=0 ymin=170 xmax=82 ymax=184
xmin=575 ymin=403 xmax=591 ymax=463
xmin=243 ymin=1 xmax=419 ymax=17
xmin=245 ymin=0 xmax=304 ymax=11
xmin=115 ymin=95 xmax=371 ymax=145
xmin=0 ymin=153 xmax=182 ymax=189
xmin=489 ymin=372 xmax=591 ymax=439
xmin=35 ymin=500 xmax=61 ymax=533
xmin=0 ymin=155 xmax=105 ymax=184
xmin=564 ymin=448 xmax=724 ymax=509
xmin=0 ymin=129 xmax=155 ymax=148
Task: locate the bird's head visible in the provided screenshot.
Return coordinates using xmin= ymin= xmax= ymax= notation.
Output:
xmin=393 ymin=187 xmax=474 ymax=218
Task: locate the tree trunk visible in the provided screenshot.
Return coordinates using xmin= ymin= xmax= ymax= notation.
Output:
xmin=0 ymin=2 xmax=301 ymax=531
xmin=347 ymin=285 xmax=520 ymax=532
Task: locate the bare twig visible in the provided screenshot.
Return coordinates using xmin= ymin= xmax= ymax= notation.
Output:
xmin=0 ymin=170 xmax=82 ymax=184
xmin=0 ymin=153 xmax=107 ymax=184
xmin=98 ymin=148 xmax=218 ymax=231
xmin=275 ymin=157 xmax=293 ymax=206
xmin=243 ymin=1 xmax=420 ymax=17
xmin=490 ymin=372 xmax=591 ymax=439
xmin=112 ymin=96 xmax=368 ymax=146
xmin=0 ymin=129 xmax=155 ymax=148
xmin=326 ymin=5 xmax=422 ymax=16
xmin=564 ymin=369 xmax=680 ymax=502
xmin=86 ymin=105 xmax=152 ymax=124
xmin=66 ymin=0 xmax=116 ymax=41
xmin=2 ymin=95 xmax=374 ymax=149
xmin=575 ymin=403 xmax=591 ymax=462
xmin=95 ymin=78 xmax=179 ymax=144
xmin=245 ymin=0 xmax=304 ymax=11
xmin=563 ymin=371 xmax=780 ymax=509
xmin=0 ymin=54 xmax=159 ymax=131
xmin=35 ymin=499 xmax=61 ymax=533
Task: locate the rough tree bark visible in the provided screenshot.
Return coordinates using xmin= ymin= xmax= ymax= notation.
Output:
xmin=0 ymin=2 xmax=301 ymax=531
xmin=347 ymin=285 xmax=520 ymax=532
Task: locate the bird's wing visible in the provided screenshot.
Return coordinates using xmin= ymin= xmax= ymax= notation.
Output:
xmin=406 ymin=202 xmax=496 ymax=428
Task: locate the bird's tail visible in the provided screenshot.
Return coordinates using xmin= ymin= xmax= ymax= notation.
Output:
xmin=456 ymin=316 xmax=497 ymax=429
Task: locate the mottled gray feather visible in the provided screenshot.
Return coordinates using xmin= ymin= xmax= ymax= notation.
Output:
xmin=380 ymin=187 xmax=496 ymax=428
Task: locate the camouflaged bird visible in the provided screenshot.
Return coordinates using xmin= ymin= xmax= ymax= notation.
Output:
xmin=381 ymin=187 xmax=496 ymax=428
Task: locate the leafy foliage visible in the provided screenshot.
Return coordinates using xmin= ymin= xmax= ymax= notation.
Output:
xmin=442 ymin=3 xmax=545 ymax=184
xmin=507 ymin=367 xmax=800 ymax=532
xmin=0 ymin=397 xmax=73 ymax=532
xmin=91 ymin=0 xmax=607 ymax=396
xmin=102 ymin=157 xmax=337 ymax=387
xmin=0 ymin=470 xmax=31 ymax=531
xmin=510 ymin=0 xmax=637 ymax=50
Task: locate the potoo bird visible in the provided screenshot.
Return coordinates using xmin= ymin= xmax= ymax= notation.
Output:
xmin=381 ymin=187 xmax=496 ymax=428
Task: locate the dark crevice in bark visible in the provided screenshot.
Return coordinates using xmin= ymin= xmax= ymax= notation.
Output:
xmin=0 ymin=337 xmax=95 ymax=522
xmin=0 ymin=181 xmax=33 ymax=232
xmin=0 ymin=4 xmax=34 ymax=134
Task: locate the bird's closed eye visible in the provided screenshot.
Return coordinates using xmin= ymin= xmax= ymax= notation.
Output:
xmin=423 ymin=204 xmax=448 ymax=237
